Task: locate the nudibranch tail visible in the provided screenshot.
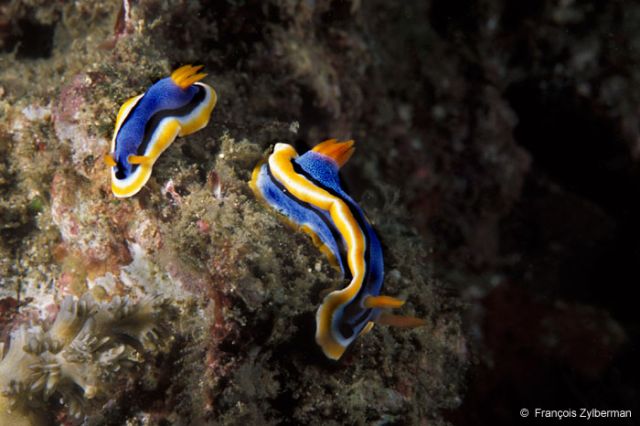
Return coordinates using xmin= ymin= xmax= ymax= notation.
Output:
xmin=250 ymin=139 xmax=423 ymax=360
xmin=108 ymin=65 xmax=217 ymax=198
xmin=363 ymin=295 xmax=405 ymax=309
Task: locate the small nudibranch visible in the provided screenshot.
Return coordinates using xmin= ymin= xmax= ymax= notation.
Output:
xmin=250 ymin=139 xmax=424 ymax=360
xmin=104 ymin=65 xmax=217 ymax=198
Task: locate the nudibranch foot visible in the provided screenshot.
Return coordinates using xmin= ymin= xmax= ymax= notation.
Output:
xmin=107 ymin=64 xmax=217 ymax=198
xmin=250 ymin=139 xmax=423 ymax=360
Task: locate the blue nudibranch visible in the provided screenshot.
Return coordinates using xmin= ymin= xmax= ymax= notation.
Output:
xmin=250 ymin=139 xmax=424 ymax=360
xmin=105 ymin=65 xmax=217 ymax=197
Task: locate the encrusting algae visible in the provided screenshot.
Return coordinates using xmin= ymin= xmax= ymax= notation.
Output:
xmin=0 ymin=1 xmax=467 ymax=424
xmin=0 ymin=292 xmax=175 ymax=425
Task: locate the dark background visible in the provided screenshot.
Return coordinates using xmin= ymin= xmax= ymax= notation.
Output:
xmin=424 ymin=1 xmax=640 ymax=424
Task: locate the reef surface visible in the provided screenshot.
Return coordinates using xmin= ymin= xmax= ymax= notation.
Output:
xmin=1 ymin=1 xmax=465 ymax=424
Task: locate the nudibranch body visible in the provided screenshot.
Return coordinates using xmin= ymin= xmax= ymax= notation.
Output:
xmin=105 ymin=65 xmax=217 ymax=198
xmin=250 ymin=139 xmax=422 ymax=360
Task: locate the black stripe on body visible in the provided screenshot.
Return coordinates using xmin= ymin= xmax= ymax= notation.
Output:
xmin=290 ymin=161 xmax=374 ymax=340
xmin=265 ymin=165 xmax=351 ymax=281
xmin=136 ymin=85 xmax=206 ymax=158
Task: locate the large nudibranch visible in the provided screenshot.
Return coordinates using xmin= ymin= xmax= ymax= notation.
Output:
xmin=250 ymin=139 xmax=424 ymax=360
xmin=104 ymin=65 xmax=217 ymax=197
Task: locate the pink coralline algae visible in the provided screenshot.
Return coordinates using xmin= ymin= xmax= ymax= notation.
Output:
xmin=53 ymin=73 xmax=110 ymax=179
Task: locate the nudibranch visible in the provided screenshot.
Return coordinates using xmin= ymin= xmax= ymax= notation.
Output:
xmin=104 ymin=65 xmax=217 ymax=198
xmin=250 ymin=139 xmax=424 ymax=360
